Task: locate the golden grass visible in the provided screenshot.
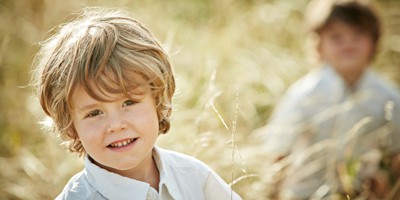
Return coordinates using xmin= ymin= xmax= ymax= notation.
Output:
xmin=1 ymin=0 xmax=400 ymax=199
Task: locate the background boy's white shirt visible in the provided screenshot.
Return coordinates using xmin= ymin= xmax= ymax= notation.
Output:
xmin=56 ymin=146 xmax=242 ymax=200
xmin=262 ymin=65 xmax=400 ymax=158
xmin=258 ymin=65 xmax=400 ymax=198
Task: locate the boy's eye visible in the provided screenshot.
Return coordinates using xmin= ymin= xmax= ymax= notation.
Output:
xmin=330 ymin=33 xmax=342 ymax=41
xmin=86 ymin=110 xmax=103 ymax=118
xmin=122 ymin=100 xmax=137 ymax=107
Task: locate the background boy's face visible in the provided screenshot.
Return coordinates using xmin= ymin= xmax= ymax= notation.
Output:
xmin=318 ymin=21 xmax=374 ymax=76
xmin=70 ymin=85 xmax=159 ymax=173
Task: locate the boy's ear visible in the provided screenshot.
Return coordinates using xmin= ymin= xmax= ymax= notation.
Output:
xmin=317 ymin=41 xmax=323 ymax=60
xmin=315 ymin=34 xmax=327 ymax=62
xmin=67 ymin=126 xmax=79 ymax=139
xmin=370 ymin=43 xmax=378 ymax=61
xmin=305 ymin=32 xmax=323 ymax=65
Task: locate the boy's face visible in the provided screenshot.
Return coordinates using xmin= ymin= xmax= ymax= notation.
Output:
xmin=71 ymin=85 xmax=159 ymax=173
xmin=318 ymin=21 xmax=374 ymax=76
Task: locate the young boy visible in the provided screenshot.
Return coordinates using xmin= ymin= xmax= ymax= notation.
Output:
xmin=259 ymin=0 xmax=400 ymax=199
xmin=33 ymin=8 xmax=241 ymax=200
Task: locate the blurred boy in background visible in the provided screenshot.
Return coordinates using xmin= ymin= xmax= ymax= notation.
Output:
xmin=258 ymin=0 xmax=400 ymax=199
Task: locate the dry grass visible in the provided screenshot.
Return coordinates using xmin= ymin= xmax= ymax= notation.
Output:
xmin=1 ymin=0 xmax=400 ymax=199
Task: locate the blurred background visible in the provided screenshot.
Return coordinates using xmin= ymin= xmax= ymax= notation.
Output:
xmin=1 ymin=0 xmax=400 ymax=199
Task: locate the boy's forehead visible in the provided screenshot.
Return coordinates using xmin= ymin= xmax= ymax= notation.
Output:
xmin=71 ymin=83 xmax=150 ymax=105
xmin=322 ymin=20 xmax=366 ymax=33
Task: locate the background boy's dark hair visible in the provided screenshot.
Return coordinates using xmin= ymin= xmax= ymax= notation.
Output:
xmin=306 ymin=0 xmax=381 ymax=51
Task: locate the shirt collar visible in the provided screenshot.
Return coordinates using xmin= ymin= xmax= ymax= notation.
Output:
xmin=153 ymin=146 xmax=183 ymax=200
xmin=322 ymin=64 xmax=371 ymax=91
xmin=84 ymin=157 xmax=150 ymax=200
xmin=83 ymin=146 xmax=183 ymax=200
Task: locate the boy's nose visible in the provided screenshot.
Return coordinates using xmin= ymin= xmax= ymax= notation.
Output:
xmin=106 ymin=113 xmax=127 ymax=133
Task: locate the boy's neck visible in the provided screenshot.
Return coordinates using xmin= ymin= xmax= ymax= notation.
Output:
xmin=331 ymin=66 xmax=365 ymax=88
xmin=129 ymin=153 xmax=160 ymax=191
xmin=341 ymin=70 xmax=363 ymax=88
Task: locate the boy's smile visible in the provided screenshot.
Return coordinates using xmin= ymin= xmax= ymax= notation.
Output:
xmin=108 ymin=137 xmax=137 ymax=148
xmin=70 ymin=85 xmax=160 ymax=179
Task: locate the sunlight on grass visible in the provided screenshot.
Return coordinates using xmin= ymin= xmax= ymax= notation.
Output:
xmin=1 ymin=0 xmax=400 ymax=199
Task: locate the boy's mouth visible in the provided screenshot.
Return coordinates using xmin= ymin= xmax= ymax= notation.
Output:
xmin=107 ymin=138 xmax=138 ymax=148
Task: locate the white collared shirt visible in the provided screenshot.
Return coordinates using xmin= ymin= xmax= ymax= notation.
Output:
xmin=261 ymin=65 xmax=400 ymax=157
xmin=258 ymin=65 xmax=400 ymax=199
xmin=56 ymin=146 xmax=241 ymax=200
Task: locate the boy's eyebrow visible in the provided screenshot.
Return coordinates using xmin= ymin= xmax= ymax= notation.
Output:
xmin=74 ymin=103 xmax=99 ymax=113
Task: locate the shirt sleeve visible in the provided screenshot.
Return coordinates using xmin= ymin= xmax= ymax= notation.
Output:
xmin=387 ymin=99 xmax=400 ymax=153
xmin=259 ymin=89 xmax=312 ymax=158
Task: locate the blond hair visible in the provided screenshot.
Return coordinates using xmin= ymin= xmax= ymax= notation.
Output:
xmin=33 ymin=8 xmax=175 ymax=155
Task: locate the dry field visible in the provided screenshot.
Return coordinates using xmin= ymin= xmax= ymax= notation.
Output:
xmin=1 ymin=0 xmax=400 ymax=199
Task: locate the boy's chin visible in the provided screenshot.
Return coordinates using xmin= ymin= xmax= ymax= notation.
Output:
xmin=101 ymin=161 xmax=143 ymax=173
xmin=332 ymin=62 xmax=367 ymax=73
